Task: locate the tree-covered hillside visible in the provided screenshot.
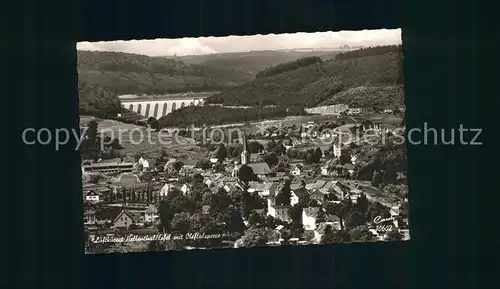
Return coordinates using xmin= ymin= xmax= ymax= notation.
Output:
xmin=206 ymin=45 xmax=403 ymax=108
xmin=177 ymin=50 xmax=342 ymax=76
xmin=77 ymin=50 xmax=253 ymax=117
xmin=255 ymin=56 xmax=323 ymax=79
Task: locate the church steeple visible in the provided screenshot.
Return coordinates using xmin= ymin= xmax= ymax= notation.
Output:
xmin=241 ymin=131 xmax=250 ymax=165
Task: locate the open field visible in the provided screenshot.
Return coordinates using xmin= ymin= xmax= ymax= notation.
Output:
xmin=81 ymin=117 xmax=203 ymax=158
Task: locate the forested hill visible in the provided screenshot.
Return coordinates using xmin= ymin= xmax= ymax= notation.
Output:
xmin=255 ymin=56 xmax=323 ymax=79
xmin=77 ymin=50 xmax=254 ymax=117
xmin=205 ymin=45 xmax=404 ymax=109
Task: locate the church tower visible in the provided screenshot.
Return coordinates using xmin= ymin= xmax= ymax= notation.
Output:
xmin=241 ymin=131 xmax=250 ymax=165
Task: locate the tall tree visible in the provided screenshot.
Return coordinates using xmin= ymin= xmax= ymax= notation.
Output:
xmin=320 ymin=225 xmax=335 ymax=244
xmin=238 ymin=164 xmax=256 ymax=183
xmin=313 ymin=147 xmax=322 ymax=163
xmin=331 ymin=230 xmax=351 ymax=244
xmin=349 ymin=225 xmax=376 ymax=242
xmin=345 ymin=210 xmax=367 ymax=230
xmin=288 ymin=205 xmax=303 ymax=224
xmin=385 ymin=228 xmax=403 ymax=241
xmin=216 ymin=144 xmax=227 ymax=163
xmin=241 ymin=227 xmax=270 ymax=247
xmin=356 ymin=193 xmax=370 ymax=214
xmin=86 ymin=120 xmax=98 ymax=142
xmin=276 ymin=180 xmax=292 ymax=206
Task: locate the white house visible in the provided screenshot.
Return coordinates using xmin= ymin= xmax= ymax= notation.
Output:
xmin=159 ymin=183 xmax=173 ymax=197
xmin=302 ymin=207 xmax=322 ymax=230
xmin=113 ymin=210 xmax=142 ymax=229
xmin=181 ymin=184 xmax=190 ymax=195
xmin=138 ymin=157 xmax=150 ymax=170
xmin=209 ymin=158 xmax=219 ymax=164
xmin=332 ymin=143 xmax=342 ymax=157
xmin=267 ymin=197 xmax=290 ymax=222
xmin=204 ymin=178 xmax=213 ymax=187
xmin=347 ymin=108 xmax=362 ymax=115
xmin=291 ymin=165 xmax=302 ymax=176
xmin=248 ymin=182 xmax=277 ymax=197
xmin=84 ymin=190 xmax=102 ymax=202
xmin=144 ymin=205 xmax=158 ymax=223
xmin=290 ymin=186 xmax=310 ymax=206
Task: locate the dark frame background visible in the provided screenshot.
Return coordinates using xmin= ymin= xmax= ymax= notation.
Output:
xmin=5 ymin=0 xmax=481 ymax=288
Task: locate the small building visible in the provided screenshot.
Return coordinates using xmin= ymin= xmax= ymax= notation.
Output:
xmin=202 ymin=205 xmax=211 ymax=214
xmin=305 ymin=180 xmax=326 ymax=192
xmin=159 ymin=183 xmax=173 ymax=197
xmin=267 ymin=203 xmax=290 ymax=222
xmin=180 ymin=183 xmax=190 ymax=195
xmin=343 ymin=163 xmax=356 ymax=176
xmin=248 ymin=162 xmax=272 ymax=177
xmin=291 ymin=164 xmax=303 ymax=176
xmin=290 ymin=186 xmax=310 ymax=206
xmin=83 ymin=161 xmax=134 ymax=174
xmin=83 ymin=190 xmax=103 ymax=203
xmin=346 ymin=108 xmax=362 ymax=115
xmin=143 ymin=205 xmax=158 ymax=223
xmin=83 ymin=209 xmax=97 ymax=225
xmin=113 ymin=210 xmax=142 ymax=229
xmin=302 ymin=207 xmax=322 ymax=230
xmin=309 ymin=190 xmax=325 ymax=204
xmin=247 ymin=182 xmax=277 ymax=197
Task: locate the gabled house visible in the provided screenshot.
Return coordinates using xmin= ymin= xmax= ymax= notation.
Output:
xmin=305 ymin=180 xmax=327 ymax=191
xmin=348 ymin=188 xmax=362 ymax=203
xmin=331 ymin=181 xmax=351 ymax=199
xmin=309 ymin=190 xmax=325 ymax=204
xmin=248 ymin=162 xmax=272 ymax=177
xmin=290 ymin=186 xmax=310 ymax=206
xmin=313 ymin=222 xmax=336 ymax=244
xmin=267 ymin=203 xmax=290 ymax=222
xmin=113 ymin=210 xmax=142 ymax=229
xmin=343 ymin=163 xmax=356 ymax=176
xmin=302 ymin=207 xmax=322 ymax=230
xmin=304 ymin=208 xmax=342 ymax=233
xmin=83 ymin=209 xmax=97 ymax=225
xmin=143 ymin=205 xmax=158 ymax=223
xmin=202 ymin=205 xmax=211 ymax=214
xmin=248 ymin=182 xmax=277 ymax=197
xmin=321 ymin=159 xmax=336 ymax=176
xmin=325 ymin=215 xmax=342 ymax=230
xmin=84 ymin=190 xmax=103 ymax=203
xmin=291 ymin=165 xmax=302 ymax=176
xmin=267 ymin=191 xmax=291 ymax=222
xmin=159 ymin=183 xmax=174 ymax=197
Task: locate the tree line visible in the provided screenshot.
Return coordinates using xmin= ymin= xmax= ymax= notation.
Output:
xmin=157 ymin=105 xmax=306 ymax=127
xmin=205 ymin=45 xmax=403 ymax=108
xmin=255 ymin=56 xmax=323 ymax=78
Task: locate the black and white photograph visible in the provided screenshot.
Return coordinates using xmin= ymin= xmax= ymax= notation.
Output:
xmin=78 ymin=28 xmax=409 ymax=254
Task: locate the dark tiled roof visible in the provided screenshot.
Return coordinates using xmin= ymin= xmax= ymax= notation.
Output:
xmin=248 ymin=162 xmax=271 ymax=175
xmin=303 ymin=207 xmax=321 ymax=218
xmin=293 ymin=187 xmax=310 ymax=198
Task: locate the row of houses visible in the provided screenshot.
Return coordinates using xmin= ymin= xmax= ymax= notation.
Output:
xmin=84 ymin=205 xmax=159 ymax=229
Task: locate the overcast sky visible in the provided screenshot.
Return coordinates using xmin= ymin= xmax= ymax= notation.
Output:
xmin=77 ymin=29 xmax=401 ymax=57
